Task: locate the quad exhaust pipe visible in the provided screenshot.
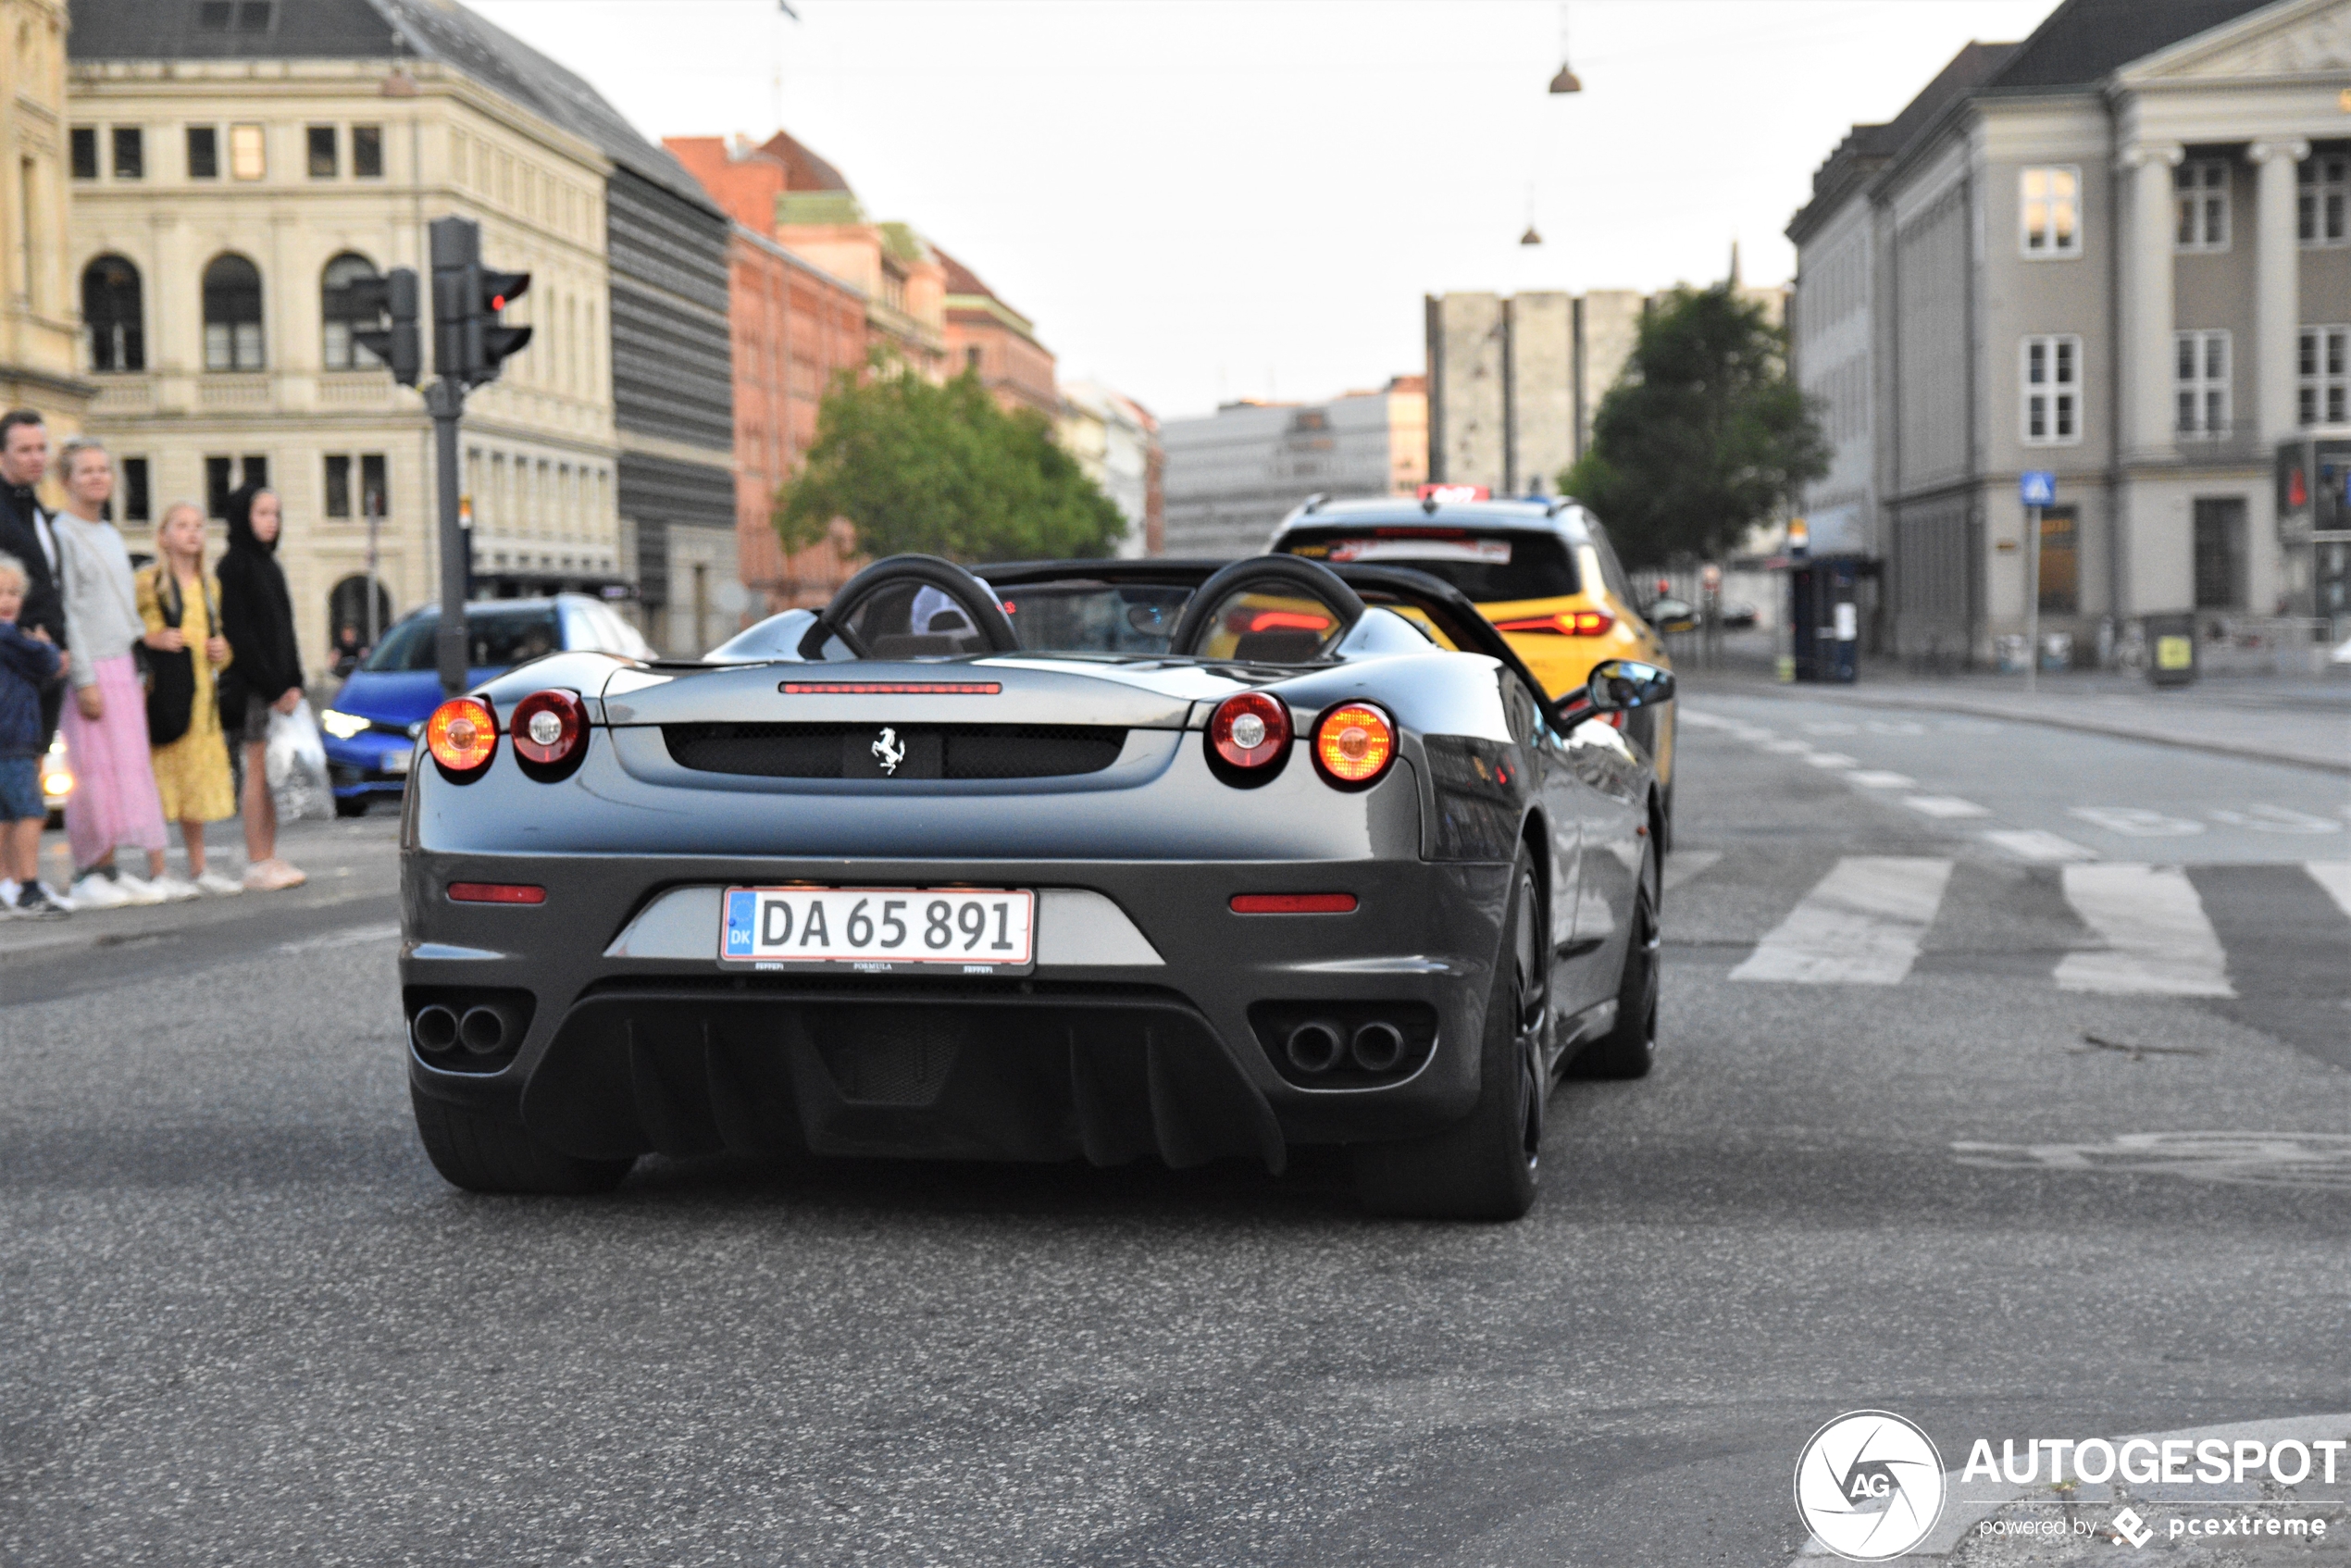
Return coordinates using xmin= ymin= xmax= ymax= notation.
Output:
xmin=1283 ymin=1018 xmax=1412 ymax=1076
xmin=412 ymin=1004 xmax=459 ymax=1054
xmin=412 ymin=1002 xmax=518 ymax=1057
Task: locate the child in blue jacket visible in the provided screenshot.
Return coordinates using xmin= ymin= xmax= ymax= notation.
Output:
xmin=0 ymin=552 xmax=66 ymax=915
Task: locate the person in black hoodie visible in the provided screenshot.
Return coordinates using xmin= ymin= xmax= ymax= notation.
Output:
xmin=215 ymin=482 xmax=306 ymax=891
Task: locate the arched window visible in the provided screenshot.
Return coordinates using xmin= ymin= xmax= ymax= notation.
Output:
xmin=328 ymin=574 xmax=396 ymax=652
xmin=320 ymin=252 xmax=380 ymax=370
xmin=201 ymin=253 xmax=264 ymax=371
xmin=81 ymin=255 xmax=144 ymax=372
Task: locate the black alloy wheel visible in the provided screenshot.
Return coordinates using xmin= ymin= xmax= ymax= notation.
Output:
xmin=1567 ymin=840 xmax=1659 ymax=1080
xmin=1351 ymin=854 xmax=1546 ymax=1221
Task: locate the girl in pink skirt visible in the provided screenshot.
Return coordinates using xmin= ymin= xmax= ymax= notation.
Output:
xmin=51 ymin=439 xmax=180 ymax=908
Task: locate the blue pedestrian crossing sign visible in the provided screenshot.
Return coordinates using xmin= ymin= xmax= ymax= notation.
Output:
xmin=2020 ymin=470 xmax=2057 ymax=507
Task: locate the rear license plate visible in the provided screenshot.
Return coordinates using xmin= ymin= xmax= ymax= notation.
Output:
xmin=384 ymin=747 xmax=412 ymax=776
xmin=720 ymin=887 xmax=1036 ymax=974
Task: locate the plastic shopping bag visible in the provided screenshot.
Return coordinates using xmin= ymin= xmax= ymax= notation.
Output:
xmin=266 ymin=699 xmax=335 ymax=823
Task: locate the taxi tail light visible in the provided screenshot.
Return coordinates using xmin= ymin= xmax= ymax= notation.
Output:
xmin=1493 ymin=608 xmax=1615 ymax=636
xmin=1312 ymin=702 xmax=1397 ymax=789
xmin=425 ymin=697 xmax=497 ymax=778
xmin=1208 ymin=691 xmax=1291 ymax=772
xmin=510 ymin=688 xmax=588 ymax=771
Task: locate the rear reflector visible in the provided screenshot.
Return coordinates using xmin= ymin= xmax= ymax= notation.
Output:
xmin=448 ymin=882 xmax=547 ymax=905
xmin=1230 ymin=892 xmax=1358 ymax=915
xmin=780 ymin=681 xmax=1001 ymax=694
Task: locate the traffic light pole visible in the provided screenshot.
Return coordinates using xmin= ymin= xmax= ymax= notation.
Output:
xmin=429 ymin=378 xmax=469 ymax=696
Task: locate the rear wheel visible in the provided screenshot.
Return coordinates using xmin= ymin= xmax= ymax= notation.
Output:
xmin=1567 ymin=841 xmax=1658 ymax=1080
xmin=1351 ymin=857 xmax=1546 ymax=1221
xmin=409 ymin=1083 xmax=634 ymax=1195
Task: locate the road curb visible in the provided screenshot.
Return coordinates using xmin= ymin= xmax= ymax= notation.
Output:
xmin=1715 ymin=682 xmax=2350 ymax=778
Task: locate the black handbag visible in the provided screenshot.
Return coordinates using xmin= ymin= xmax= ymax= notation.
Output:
xmin=144 ymin=571 xmax=202 ymax=747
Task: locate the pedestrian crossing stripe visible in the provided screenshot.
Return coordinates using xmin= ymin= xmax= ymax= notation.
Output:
xmin=1725 ymin=857 xmax=2350 ymax=994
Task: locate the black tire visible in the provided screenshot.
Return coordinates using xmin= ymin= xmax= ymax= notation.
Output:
xmin=1567 ymin=840 xmax=1658 ymax=1080
xmin=1351 ymin=856 xmax=1546 ymax=1221
xmin=333 ymin=794 xmax=368 ymax=818
xmin=409 ymin=1083 xmax=634 ymax=1195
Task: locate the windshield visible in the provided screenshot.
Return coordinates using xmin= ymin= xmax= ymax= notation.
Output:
xmin=361 ymin=608 xmax=564 ymax=673
xmin=1276 ymin=526 xmax=1581 ymax=603
xmin=994 ymin=582 xmax=1195 ymax=655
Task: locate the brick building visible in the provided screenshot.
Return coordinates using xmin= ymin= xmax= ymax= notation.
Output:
xmin=937 ymin=245 xmax=1057 ymax=417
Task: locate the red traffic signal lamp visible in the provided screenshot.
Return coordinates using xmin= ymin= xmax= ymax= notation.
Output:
xmin=476 ymin=268 xmax=531 ymax=380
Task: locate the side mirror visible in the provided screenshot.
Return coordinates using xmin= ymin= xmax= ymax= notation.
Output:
xmin=1647 ymin=596 xmax=1698 ymax=635
xmin=1573 ymin=658 xmax=1674 ymax=720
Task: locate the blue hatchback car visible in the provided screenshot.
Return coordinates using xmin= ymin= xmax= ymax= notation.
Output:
xmin=319 ymin=595 xmax=653 ymax=814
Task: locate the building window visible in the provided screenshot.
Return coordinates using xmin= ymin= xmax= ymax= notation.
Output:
xmin=205 ymin=456 xmax=235 ymax=518
xmin=361 ymin=454 xmax=387 ymax=517
xmin=81 ymin=255 xmax=145 ymax=372
xmin=186 ymin=125 xmax=218 ymax=180
xmin=2174 ymin=159 xmax=2228 ymax=251
xmin=2021 ymin=167 xmax=2081 ymax=256
xmin=2037 ymin=507 xmax=2078 ymax=615
xmin=2299 ymin=154 xmax=2347 ymax=246
xmin=324 ymin=454 xmax=352 ymax=518
xmin=197 ymin=0 xmax=275 ymax=30
xmin=306 ymin=125 xmax=337 ymax=179
xmin=2174 ymin=330 xmax=2230 ymax=439
xmin=2302 ymin=327 xmax=2349 ymax=427
xmin=320 ymin=252 xmax=381 ymax=369
xmin=228 ymin=124 xmax=265 ymax=181
xmin=2192 ymin=498 xmax=2245 ymax=610
xmin=201 ymin=253 xmax=265 ymax=371
xmin=111 ymin=127 xmax=143 ymax=180
xmin=353 ymin=125 xmax=382 ymax=179
xmin=119 ymin=458 xmax=150 ymax=523
xmin=69 ymin=127 xmax=96 ymax=180
xmin=2021 ymin=335 xmax=2082 ymax=445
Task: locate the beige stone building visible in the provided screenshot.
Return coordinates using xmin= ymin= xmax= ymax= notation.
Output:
xmin=2 ymin=0 xmax=93 ymax=444
xmin=67 ymin=7 xmax=622 ymax=682
xmin=1423 ymin=289 xmax=1650 ymax=498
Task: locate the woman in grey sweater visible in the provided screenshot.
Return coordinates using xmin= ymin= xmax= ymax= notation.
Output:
xmin=50 ymin=438 xmax=188 ymax=907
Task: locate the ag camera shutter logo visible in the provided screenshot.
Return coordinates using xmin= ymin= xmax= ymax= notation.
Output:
xmin=1795 ymin=1411 xmax=1947 ymax=1561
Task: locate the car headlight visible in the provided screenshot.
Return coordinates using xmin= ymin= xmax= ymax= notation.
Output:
xmin=319 ymin=708 xmax=372 ymax=740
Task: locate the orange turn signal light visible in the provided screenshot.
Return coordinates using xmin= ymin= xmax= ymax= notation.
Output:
xmin=426 ymin=697 xmax=497 ymax=778
xmin=1493 ymin=608 xmax=1615 ymax=637
xmin=1312 ymin=702 xmax=1396 ymax=789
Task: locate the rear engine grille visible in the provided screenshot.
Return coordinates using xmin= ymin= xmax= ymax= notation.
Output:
xmin=663 ymin=723 xmax=1127 ymax=780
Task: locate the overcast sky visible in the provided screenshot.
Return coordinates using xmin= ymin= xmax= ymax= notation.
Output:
xmin=470 ymin=0 xmax=2059 ymax=422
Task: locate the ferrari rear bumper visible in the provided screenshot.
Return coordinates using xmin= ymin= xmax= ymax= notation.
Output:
xmin=402 ymin=849 xmax=1513 ymax=1167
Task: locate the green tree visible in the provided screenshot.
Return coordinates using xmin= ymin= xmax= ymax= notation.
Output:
xmin=776 ymin=357 xmax=1126 ymax=566
xmin=1559 ymin=284 xmax=1826 ymax=567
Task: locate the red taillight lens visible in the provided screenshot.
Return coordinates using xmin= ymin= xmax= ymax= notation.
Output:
xmin=510 ymin=688 xmax=587 ymax=768
xmin=1494 ymin=608 xmax=1615 ymax=636
xmin=1209 ymin=691 xmax=1291 ymax=770
xmin=1230 ymin=892 xmax=1358 ymax=914
xmin=448 ymin=882 xmax=546 ymax=905
xmin=426 ymin=697 xmax=496 ymax=777
xmin=1312 ymin=702 xmax=1396 ymax=788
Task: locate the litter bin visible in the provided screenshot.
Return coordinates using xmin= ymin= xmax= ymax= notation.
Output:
xmin=2142 ymin=611 xmax=2197 ymax=688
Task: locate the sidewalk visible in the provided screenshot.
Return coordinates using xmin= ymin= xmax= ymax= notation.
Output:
xmin=1680 ymin=659 xmax=2350 ymax=776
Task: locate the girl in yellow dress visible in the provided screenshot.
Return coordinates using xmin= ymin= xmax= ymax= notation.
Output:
xmin=136 ymin=501 xmax=242 ymax=895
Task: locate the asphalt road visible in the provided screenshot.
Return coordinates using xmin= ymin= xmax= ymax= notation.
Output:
xmin=2 ymin=694 xmax=2345 ymax=1566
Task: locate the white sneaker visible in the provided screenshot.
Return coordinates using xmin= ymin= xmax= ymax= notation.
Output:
xmin=110 ymin=872 xmax=170 ymax=906
xmin=68 ymin=874 xmax=133 ymax=910
xmin=146 ymin=874 xmax=202 ymax=902
xmin=193 ymin=870 xmax=244 ymax=897
xmin=37 ymin=880 xmax=73 ymax=912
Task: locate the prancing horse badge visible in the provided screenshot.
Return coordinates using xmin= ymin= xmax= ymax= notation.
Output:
xmin=871 ymin=727 xmax=906 ymax=775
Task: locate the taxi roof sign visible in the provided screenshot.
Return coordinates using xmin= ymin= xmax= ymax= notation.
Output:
xmin=1416 ymin=483 xmax=1490 ymax=503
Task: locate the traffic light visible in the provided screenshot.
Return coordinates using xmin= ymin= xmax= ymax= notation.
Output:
xmin=475 ymin=268 xmax=531 ymax=382
xmin=427 ymin=215 xmax=531 ymax=388
xmin=348 ymin=267 xmax=421 ymax=386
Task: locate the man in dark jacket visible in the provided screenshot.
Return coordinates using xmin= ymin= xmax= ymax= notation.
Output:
xmin=0 ymin=410 xmax=69 ymax=750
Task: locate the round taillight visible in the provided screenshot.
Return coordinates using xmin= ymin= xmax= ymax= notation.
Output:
xmin=510 ymin=688 xmax=587 ymax=769
xmin=426 ymin=697 xmax=497 ymax=778
xmin=1209 ymin=691 xmax=1291 ymax=771
xmin=1313 ymin=702 xmax=1397 ymax=788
